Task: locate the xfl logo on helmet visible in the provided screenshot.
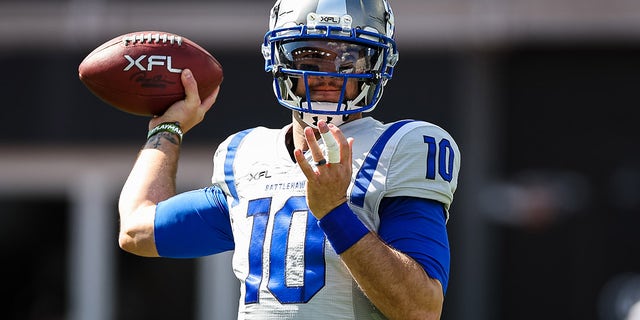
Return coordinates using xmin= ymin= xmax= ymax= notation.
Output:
xmin=320 ymin=16 xmax=340 ymax=24
xmin=123 ymin=55 xmax=182 ymax=73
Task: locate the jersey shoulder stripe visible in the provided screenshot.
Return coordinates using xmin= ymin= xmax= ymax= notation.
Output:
xmin=222 ymin=128 xmax=255 ymax=206
xmin=350 ymin=119 xmax=415 ymax=207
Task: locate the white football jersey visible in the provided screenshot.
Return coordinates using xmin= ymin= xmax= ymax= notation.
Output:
xmin=211 ymin=117 xmax=460 ymax=319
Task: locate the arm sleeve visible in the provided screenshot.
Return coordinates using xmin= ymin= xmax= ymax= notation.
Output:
xmin=378 ymin=196 xmax=450 ymax=293
xmin=154 ymin=185 xmax=235 ymax=258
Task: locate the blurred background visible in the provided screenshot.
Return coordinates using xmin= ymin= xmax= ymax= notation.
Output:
xmin=1 ymin=0 xmax=640 ymax=319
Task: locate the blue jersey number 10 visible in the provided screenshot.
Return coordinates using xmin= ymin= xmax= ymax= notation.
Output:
xmin=423 ymin=135 xmax=454 ymax=182
xmin=245 ymin=196 xmax=325 ymax=304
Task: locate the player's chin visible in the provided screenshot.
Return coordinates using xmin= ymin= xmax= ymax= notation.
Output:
xmin=308 ymin=92 xmax=342 ymax=102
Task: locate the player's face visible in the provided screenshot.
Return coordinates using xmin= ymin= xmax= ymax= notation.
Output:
xmin=294 ymin=73 xmax=360 ymax=103
xmin=281 ymin=40 xmax=374 ymax=103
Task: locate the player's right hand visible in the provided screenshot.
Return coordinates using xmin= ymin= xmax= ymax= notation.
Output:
xmin=149 ymin=69 xmax=220 ymax=134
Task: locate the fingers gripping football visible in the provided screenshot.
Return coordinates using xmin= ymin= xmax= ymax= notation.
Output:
xmin=149 ymin=69 xmax=219 ymax=133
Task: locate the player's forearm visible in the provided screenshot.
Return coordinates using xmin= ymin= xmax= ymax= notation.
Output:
xmin=341 ymin=233 xmax=444 ymax=320
xmin=119 ymin=133 xmax=181 ymax=211
xmin=118 ymin=132 xmax=181 ymax=256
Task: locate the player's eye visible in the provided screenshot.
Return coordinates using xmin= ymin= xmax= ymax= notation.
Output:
xmin=338 ymin=64 xmax=355 ymax=74
xmin=337 ymin=54 xmax=357 ymax=73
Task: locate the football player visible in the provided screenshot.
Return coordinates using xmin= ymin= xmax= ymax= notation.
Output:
xmin=118 ymin=0 xmax=461 ymax=319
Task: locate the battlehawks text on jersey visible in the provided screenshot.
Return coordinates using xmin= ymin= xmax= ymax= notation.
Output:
xmin=211 ymin=116 xmax=460 ymax=319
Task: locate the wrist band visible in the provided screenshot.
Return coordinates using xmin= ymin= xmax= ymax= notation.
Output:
xmin=147 ymin=122 xmax=183 ymax=143
xmin=317 ymin=202 xmax=370 ymax=255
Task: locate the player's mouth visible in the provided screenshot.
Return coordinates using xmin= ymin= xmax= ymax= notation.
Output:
xmin=308 ymin=79 xmax=347 ymax=101
xmin=308 ymin=89 xmax=342 ymax=102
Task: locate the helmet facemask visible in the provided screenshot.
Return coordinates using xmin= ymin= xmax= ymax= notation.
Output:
xmin=275 ymin=39 xmax=384 ymax=126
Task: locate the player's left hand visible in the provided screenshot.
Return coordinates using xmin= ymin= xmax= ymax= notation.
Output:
xmin=294 ymin=120 xmax=354 ymax=220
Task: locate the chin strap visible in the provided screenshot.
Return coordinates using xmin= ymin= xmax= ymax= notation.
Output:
xmin=294 ymin=112 xmax=351 ymax=128
xmin=293 ymin=102 xmax=352 ymax=128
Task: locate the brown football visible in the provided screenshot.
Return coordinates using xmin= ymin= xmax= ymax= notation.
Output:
xmin=78 ymin=31 xmax=223 ymax=116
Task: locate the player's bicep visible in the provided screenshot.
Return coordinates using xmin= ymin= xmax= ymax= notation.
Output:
xmin=155 ymin=186 xmax=234 ymax=258
xmin=378 ymin=196 xmax=450 ymax=293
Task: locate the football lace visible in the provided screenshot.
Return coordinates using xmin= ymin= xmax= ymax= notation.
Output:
xmin=122 ymin=33 xmax=183 ymax=46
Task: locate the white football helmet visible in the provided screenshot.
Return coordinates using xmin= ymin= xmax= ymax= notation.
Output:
xmin=262 ymin=0 xmax=399 ymax=127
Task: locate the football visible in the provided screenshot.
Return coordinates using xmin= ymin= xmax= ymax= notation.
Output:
xmin=78 ymin=31 xmax=223 ymax=116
